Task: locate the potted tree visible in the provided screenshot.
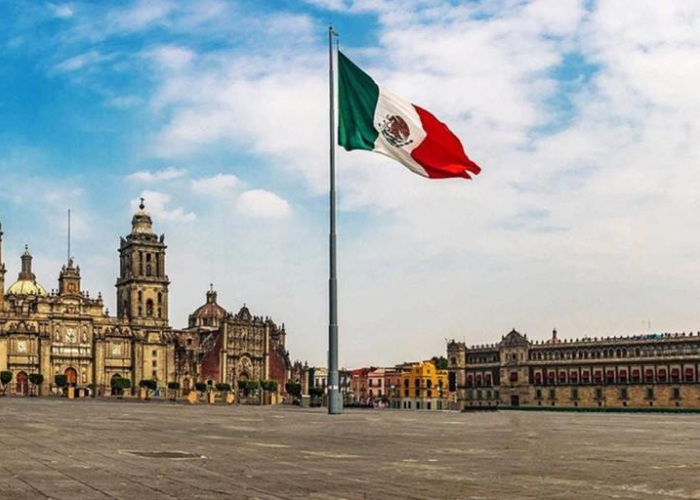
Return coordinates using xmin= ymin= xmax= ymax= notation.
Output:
xmin=215 ymin=383 xmax=232 ymax=404
xmin=0 ymin=371 xmax=12 ymax=396
xmin=285 ymin=381 xmax=302 ymax=405
xmin=309 ymin=387 xmax=324 ymax=407
xmin=112 ymin=377 xmax=131 ymax=398
xmin=139 ymin=379 xmax=157 ymax=400
xmin=28 ymin=373 xmax=44 ymax=397
xmin=167 ymin=381 xmax=180 ymax=402
xmin=261 ymin=379 xmax=279 ymax=405
xmin=54 ymin=374 xmax=68 ymax=397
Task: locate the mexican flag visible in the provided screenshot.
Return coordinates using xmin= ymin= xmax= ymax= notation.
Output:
xmin=337 ymin=51 xmax=482 ymax=180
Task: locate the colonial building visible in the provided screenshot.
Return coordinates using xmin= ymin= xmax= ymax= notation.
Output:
xmin=398 ymin=360 xmax=448 ymax=410
xmin=0 ymin=202 xmax=290 ymax=398
xmin=174 ymin=287 xmax=291 ymax=396
xmin=448 ymin=328 xmax=700 ymax=410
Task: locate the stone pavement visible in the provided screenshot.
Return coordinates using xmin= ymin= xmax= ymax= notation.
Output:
xmin=0 ymin=398 xmax=699 ymax=499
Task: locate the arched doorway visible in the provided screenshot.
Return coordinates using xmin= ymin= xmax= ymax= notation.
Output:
xmin=16 ymin=371 xmax=28 ymax=396
xmin=65 ymin=367 xmax=78 ymax=387
xmin=182 ymin=378 xmax=190 ymax=395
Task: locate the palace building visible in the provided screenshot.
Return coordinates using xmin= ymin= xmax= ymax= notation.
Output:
xmin=0 ymin=202 xmax=291 ymax=397
xmin=448 ymin=329 xmax=700 ymax=410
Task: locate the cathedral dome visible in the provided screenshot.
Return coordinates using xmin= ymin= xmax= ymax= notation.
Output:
xmin=189 ymin=286 xmax=227 ymax=328
xmin=7 ymin=245 xmax=47 ymax=296
xmin=7 ymin=279 xmax=48 ymax=296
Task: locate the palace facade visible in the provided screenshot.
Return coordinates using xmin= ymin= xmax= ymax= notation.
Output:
xmin=0 ymin=202 xmax=290 ymax=397
xmin=448 ymin=329 xmax=700 ymax=410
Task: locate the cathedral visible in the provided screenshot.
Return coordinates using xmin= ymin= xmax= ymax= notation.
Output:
xmin=0 ymin=201 xmax=291 ymax=397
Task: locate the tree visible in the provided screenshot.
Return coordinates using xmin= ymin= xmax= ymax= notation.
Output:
xmin=54 ymin=374 xmax=68 ymax=389
xmin=237 ymin=379 xmax=260 ymax=397
xmin=432 ymin=356 xmax=449 ymax=370
xmin=112 ymin=377 xmax=131 ymax=397
xmin=261 ymin=379 xmax=278 ymax=393
xmin=29 ymin=374 xmax=44 ymax=396
xmin=167 ymin=381 xmax=180 ymax=401
xmin=285 ymin=381 xmax=302 ymax=399
xmin=0 ymin=371 xmax=12 ymax=395
xmin=139 ymin=379 xmax=158 ymax=399
xmin=215 ymin=383 xmax=232 ymax=393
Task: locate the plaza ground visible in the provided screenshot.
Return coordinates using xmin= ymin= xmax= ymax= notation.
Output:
xmin=0 ymin=398 xmax=698 ymax=499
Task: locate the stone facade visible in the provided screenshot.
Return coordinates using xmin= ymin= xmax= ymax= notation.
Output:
xmin=0 ymin=203 xmax=290 ymax=398
xmin=448 ymin=328 xmax=700 ymax=410
xmin=175 ymin=291 xmax=292 ymax=396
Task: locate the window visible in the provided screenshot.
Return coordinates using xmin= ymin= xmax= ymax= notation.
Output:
xmin=509 ymin=372 xmax=518 ymax=383
xmin=152 ymin=370 xmax=157 ymax=377
xmin=146 ymin=299 xmax=154 ymax=317
xmin=646 ymin=387 xmax=654 ymax=400
xmin=152 ymin=360 xmax=157 ymax=367
xmin=549 ymin=389 xmax=556 ymax=400
xmin=672 ymin=388 xmax=681 ymax=400
xmin=620 ymin=388 xmax=628 ymax=400
xmin=595 ymin=388 xmax=603 ymax=400
xmin=536 ymin=389 xmax=542 ymax=400
xmin=152 ymin=350 xmax=157 ymax=356
xmin=146 ymin=264 xmax=152 ymax=276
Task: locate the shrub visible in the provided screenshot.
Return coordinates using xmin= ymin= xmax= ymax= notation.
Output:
xmin=167 ymin=381 xmax=180 ymax=390
xmin=194 ymin=382 xmax=208 ymax=394
xmin=0 ymin=371 xmax=12 ymax=395
xmin=29 ymin=374 xmax=44 ymax=386
xmin=285 ymin=381 xmax=302 ymax=399
xmin=112 ymin=377 xmax=132 ymax=392
xmin=215 ymin=383 xmax=232 ymax=392
xmin=237 ymin=379 xmax=260 ymax=395
xmin=261 ymin=379 xmax=278 ymax=392
xmin=54 ymin=374 xmax=68 ymax=388
xmin=310 ymin=387 xmax=324 ymax=398
xmin=139 ymin=379 xmax=158 ymax=391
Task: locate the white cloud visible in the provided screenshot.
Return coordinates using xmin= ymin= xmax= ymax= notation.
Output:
xmin=131 ymin=190 xmax=196 ymax=221
xmin=127 ymin=167 xmax=187 ymax=182
xmin=49 ymin=3 xmax=74 ymax=18
xmin=107 ymin=95 xmax=141 ymax=109
xmin=108 ymin=0 xmax=174 ymax=32
xmin=236 ymin=189 xmax=291 ymax=218
xmin=142 ymin=45 xmax=195 ymax=70
xmin=54 ymin=50 xmax=112 ymax=73
xmin=192 ymin=174 xmax=239 ymax=197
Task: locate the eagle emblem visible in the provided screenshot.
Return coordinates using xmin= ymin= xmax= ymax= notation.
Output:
xmin=379 ymin=114 xmax=413 ymax=148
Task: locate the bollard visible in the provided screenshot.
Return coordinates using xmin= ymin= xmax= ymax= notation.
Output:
xmin=67 ymin=387 xmax=75 ymax=400
xmin=187 ymin=391 xmax=198 ymax=404
xmin=226 ymin=393 xmax=235 ymax=405
xmin=208 ymin=391 xmax=216 ymax=405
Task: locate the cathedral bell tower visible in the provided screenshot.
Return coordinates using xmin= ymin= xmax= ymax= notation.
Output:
xmin=115 ymin=199 xmax=169 ymax=324
xmin=0 ymin=221 xmax=6 ymax=310
xmin=58 ymin=258 xmax=81 ymax=297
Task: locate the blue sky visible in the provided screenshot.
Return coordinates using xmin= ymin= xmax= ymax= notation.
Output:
xmin=2 ymin=1 xmax=700 ymax=367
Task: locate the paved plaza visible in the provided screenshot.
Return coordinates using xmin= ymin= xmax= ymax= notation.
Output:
xmin=0 ymin=399 xmax=699 ymax=499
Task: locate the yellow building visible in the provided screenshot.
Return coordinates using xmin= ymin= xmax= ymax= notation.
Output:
xmin=400 ymin=360 xmax=448 ymax=410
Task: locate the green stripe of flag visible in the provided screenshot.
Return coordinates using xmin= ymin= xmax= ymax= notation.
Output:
xmin=338 ymin=51 xmax=379 ymax=151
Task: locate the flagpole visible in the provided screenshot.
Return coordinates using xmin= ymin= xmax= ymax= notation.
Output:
xmin=327 ymin=25 xmax=341 ymax=415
